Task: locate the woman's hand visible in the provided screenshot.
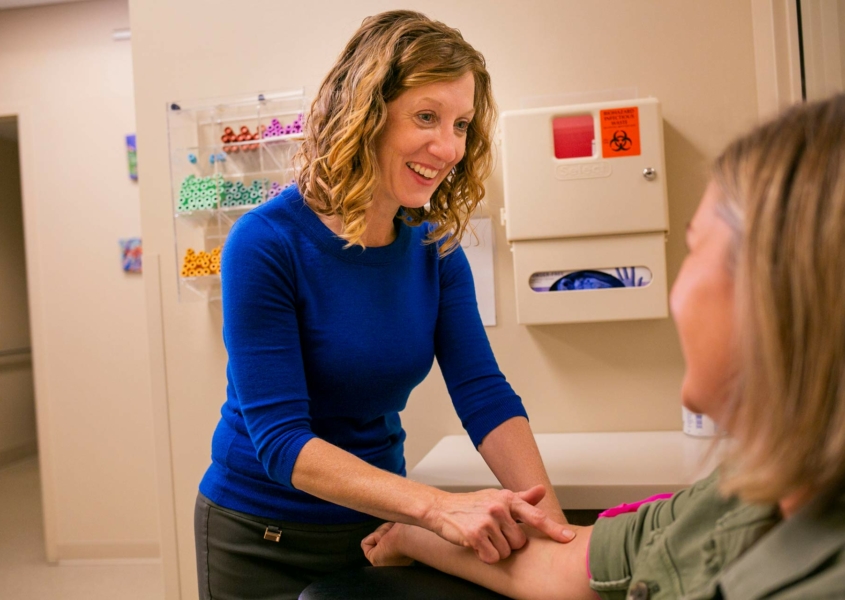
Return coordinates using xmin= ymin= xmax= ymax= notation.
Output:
xmin=362 ymin=522 xmax=414 ymax=567
xmin=424 ymin=485 xmax=576 ymax=564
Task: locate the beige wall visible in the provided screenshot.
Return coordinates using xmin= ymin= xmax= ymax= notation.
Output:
xmin=129 ymin=1 xmax=760 ymax=597
xmin=840 ymin=0 xmax=845 ymax=84
xmin=0 ymin=135 xmax=38 ymax=466
xmin=0 ymin=0 xmax=158 ymax=560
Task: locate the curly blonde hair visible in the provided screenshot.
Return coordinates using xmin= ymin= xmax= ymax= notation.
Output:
xmin=294 ymin=10 xmax=496 ymax=255
xmin=713 ymin=94 xmax=845 ymax=504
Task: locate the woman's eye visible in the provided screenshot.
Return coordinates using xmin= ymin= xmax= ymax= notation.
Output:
xmin=417 ymin=113 xmax=436 ymax=124
xmin=455 ymin=120 xmax=470 ymax=133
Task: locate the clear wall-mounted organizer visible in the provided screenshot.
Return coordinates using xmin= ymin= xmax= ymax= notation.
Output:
xmin=167 ymin=89 xmax=306 ymax=302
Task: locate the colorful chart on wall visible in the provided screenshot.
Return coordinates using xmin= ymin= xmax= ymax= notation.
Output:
xmin=126 ymin=134 xmax=138 ymax=181
xmin=119 ymin=238 xmax=142 ymax=273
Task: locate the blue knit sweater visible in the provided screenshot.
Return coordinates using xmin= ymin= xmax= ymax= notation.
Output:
xmin=199 ymin=186 xmax=527 ymax=524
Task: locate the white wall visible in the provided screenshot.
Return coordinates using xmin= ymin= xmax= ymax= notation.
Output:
xmin=0 ymin=0 xmax=159 ymax=561
xmin=129 ymin=1 xmax=762 ymax=598
xmin=0 ymin=135 xmax=37 ymax=466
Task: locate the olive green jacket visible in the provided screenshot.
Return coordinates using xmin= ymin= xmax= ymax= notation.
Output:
xmin=588 ymin=470 xmax=845 ymax=599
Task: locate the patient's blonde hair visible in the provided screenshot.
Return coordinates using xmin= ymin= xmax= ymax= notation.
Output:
xmin=713 ymin=94 xmax=845 ymax=504
xmin=295 ymin=10 xmax=496 ymax=255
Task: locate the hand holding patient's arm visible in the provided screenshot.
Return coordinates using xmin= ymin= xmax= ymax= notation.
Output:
xmin=292 ymin=439 xmax=573 ymax=564
xmin=362 ymin=522 xmax=596 ymax=600
xmin=425 ymin=483 xmax=575 ymax=563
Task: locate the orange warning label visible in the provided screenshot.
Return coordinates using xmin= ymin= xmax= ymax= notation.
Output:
xmin=600 ymin=107 xmax=641 ymax=158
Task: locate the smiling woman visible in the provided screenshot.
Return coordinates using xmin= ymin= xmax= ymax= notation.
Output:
xmin=193 ymin=10 xmax=573 ymax=600
xmin=295 ymin=10 xmax=496 ymax=255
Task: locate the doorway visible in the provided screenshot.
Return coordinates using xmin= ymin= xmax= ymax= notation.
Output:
xmin=0 ymin=115 xmax=37 ymax=468
xmin=0 ymin=113 xmax=47 ymax=572
xmin=797 ymin=0 xmax=845 ymax=101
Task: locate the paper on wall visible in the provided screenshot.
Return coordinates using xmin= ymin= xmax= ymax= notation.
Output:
xmin=462 ymin=217 xmax=496 ymax=327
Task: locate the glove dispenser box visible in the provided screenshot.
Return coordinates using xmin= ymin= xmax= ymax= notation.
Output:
xmin=501 ymin=98 xmax=669 ymax=325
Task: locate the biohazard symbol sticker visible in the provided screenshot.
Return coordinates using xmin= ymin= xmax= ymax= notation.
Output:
xmin=600 ymin=107 xmax=641 ymax=158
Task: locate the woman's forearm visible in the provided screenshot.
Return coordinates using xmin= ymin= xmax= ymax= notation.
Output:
xmin=290 ymin=437 xmax=442 ymax=525
xmin=479 ymin=417 xmax=567 ymax=524
xmin=385 ymin=523 xmax=595 ymax=600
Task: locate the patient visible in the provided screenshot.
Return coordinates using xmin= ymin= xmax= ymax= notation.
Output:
xmin=361 ymin=94 xmax=845 ymax=599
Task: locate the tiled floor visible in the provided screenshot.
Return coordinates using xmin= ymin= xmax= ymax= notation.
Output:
xmin=0 ymin=457 xmax=165 ymax=600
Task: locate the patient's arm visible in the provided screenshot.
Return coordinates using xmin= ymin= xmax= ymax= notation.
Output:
xmin=362 ymin=522 xmax=595 ymax=600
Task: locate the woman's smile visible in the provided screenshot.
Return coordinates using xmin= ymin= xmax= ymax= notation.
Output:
xmin=406 ymin=161 xmax=441 ymax=181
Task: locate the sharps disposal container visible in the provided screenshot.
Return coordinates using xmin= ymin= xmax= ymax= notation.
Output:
xmin=500 ymin=98 xmax=669 ymax=325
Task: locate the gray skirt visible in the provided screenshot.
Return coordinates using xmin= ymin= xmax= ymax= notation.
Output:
xmin=194 ymin=492 xmax=384 ymax=600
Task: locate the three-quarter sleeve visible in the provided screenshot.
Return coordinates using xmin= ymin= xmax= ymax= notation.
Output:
xmin=433 ymin=245 xmax=528 ymax=447
xmin=221 ymin=213 xmax=316 ymax=488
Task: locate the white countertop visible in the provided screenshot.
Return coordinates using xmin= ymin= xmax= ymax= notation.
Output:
xmin=408 ymin=431 xmax=723 ymax=509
